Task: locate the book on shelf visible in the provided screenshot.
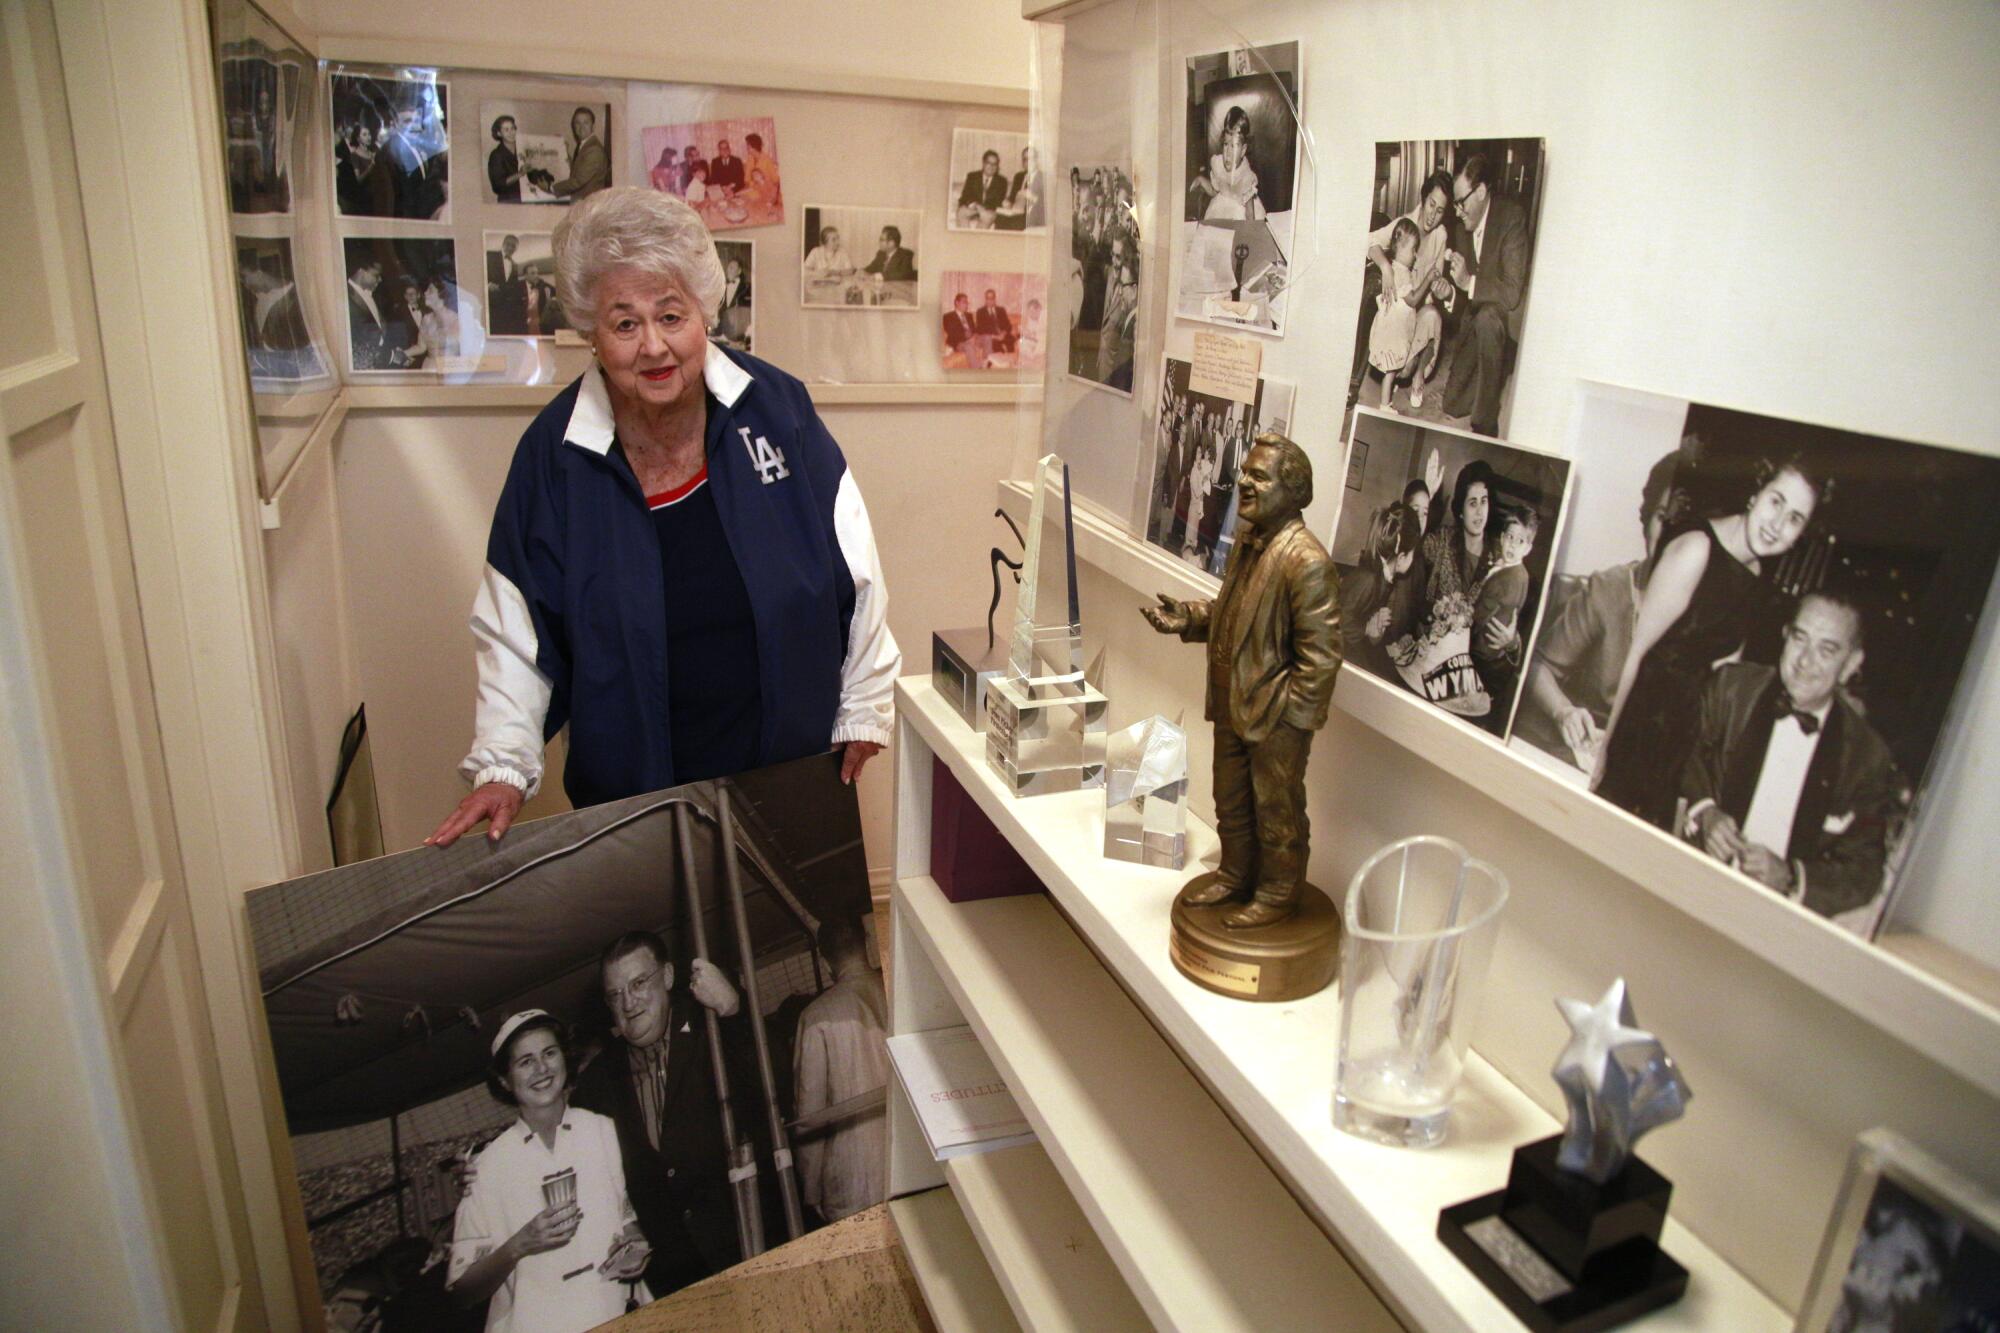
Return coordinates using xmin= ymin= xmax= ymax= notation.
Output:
xmin=887 ymin=1025 xmax=1037 ymax=1160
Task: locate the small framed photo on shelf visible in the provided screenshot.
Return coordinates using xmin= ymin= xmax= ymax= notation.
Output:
xmin=1795 ymin=1128 xmax=1999 ymax=1333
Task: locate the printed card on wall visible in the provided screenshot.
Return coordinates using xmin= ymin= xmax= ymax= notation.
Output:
xmin=247 ymin=753 xmax=889 ymax=1323
xmin=639 ymin=117 xmax=783 ymax=230
xmin=331 ymin=71 xmax=450 ymax=222
xmin=939 ymin=271 xmax=1047 ymax=371
xmin=1065 ymin=163 xmax=1138 ymax=395
xmin=1326 ymin=408 xmax=1571 ymax=739
xmin=1177 ymin=41 xmax=1301 ymax=337
xmin=1350 ymin=137 xmax=1546 ymax=439
xmin=1145 ymin=352 xmax=1296 ymax=577
xmin=1511 ymin=383 xmax=2000 ymax=938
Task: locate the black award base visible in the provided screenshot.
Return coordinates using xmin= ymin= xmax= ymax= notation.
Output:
xmin=1437 ymin=1135 xmax=1688 ymax=1333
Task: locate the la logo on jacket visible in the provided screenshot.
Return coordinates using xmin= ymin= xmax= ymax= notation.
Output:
xmin=739 ymin=426 xmax=789 ymax=484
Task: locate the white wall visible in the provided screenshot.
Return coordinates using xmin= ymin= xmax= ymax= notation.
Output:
xmin=1045 ymin=0 xmax=2000 ymax=1314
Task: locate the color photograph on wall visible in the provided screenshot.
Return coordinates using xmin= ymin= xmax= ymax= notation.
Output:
xmin=331 ymin=70 xmax=449 ymax=222
xmin=946 ymin=127 xmax=1046 ymax=233
xmin=481 ymin=230 xmax=563 ymax=339
xmin=1145 ymin=353 xmax=1297 ymax=577
xmin=1065 ymin=164 xmax=1137 ymax=394
xmin=481 ymin=98 xmax=612 ymax=205
xmin=1177 ymin=40 xmax=1301 ymax=337
xmin=640 ymin=117 xmax=783 ymax=230
xmin=800 ymin=205 xmax=920 ymax=309
xmin=713 ymin=238 xmax=754 ymax=354
xmin=1512 ymin=384 xmax=2000 ymax=936
xmin=234 ymin=233 xmax=327 ymax=384
xmin=1347 ymin=137 xmax=1546 ymax=439
xmin=1328 ymin=408 xmax=1571 ymax=738
xmin=939 ymin=271 xmax=1047 ymax=371
xmin=342 ymin=235 xmax=472 ymax=373
xmin=248 ymin=753 xmax=890 ymax=1328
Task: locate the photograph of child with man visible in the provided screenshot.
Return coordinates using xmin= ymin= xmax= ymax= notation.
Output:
xmin=1514 ymin=388 xmax=2000 ymax=934
xmin=250 ymin=756 xmax=890 ymax=1332
xmin=1178 ymin=41 xmax=1301 ymax=336
xmin=1328 ymin=408 xmax=1570 ymax=736
xmin=1348 ymin=138 xmax=1545 ymax=440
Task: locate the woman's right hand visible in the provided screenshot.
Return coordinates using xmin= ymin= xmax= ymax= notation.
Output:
xmin=427 ymin=781 xmax=525 ymax=847
xmin=1558 ymin=705 xmax=1602 ymax=756
xmin=512 ymin=1203 xmax=582 ymax=1259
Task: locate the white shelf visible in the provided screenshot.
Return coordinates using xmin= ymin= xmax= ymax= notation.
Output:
xmin=889 ymin=1187 xmax=1024 ymax=1333
xmin=996 ymin=477 xmax=2000 ymax=1103
xmin=894 ymin=674 xmax=1788 ymax=1333
xmin=895 ymin=871 xmax=1398 ymax=1333
xmin=944 ymin=1144 xmax=1151 ymax=1333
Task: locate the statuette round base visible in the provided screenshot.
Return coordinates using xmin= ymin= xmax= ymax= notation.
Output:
xmin=1169 ymin=874 xmax=1340 ymax=1002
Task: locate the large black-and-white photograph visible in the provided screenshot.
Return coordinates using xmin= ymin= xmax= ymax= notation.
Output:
xmin=713 ymin=239 xmax=754 ymax=354
xmin=1513 ymin=386 xmax=2000 ymax=934
xmin=482 ymin=231 xmax=563 ymax=339
xmin=800 ymin=205 xmax=920 ymax=310
xmin=220 ymin=49 xmax=301 ymax=215
xmin=1065 ymin=164 xmax=1138 ymax=394
xmin=343 ymin=236 xmax=474 ymax=373
xmin=1348 ymin=138 xmax=1545 ymax=439
xmin=332 ymin=71 xmax=450 ymax=221
xmin=1329 ymin=408 xmax=1570 ymax=736
xmin=1145 ymin=354 xmax=1295 ymax=576
xmin=947 ymin=127 xmax=1046 ymax=233
xmin=1178 ymin=40 xmax=1301 ymax=337
xmin=482 ymin=98 xmax=612 ymax=206
xmin=249 ymin=753 xmax=889 ymax=1333
xmin=234 ymin=234 xmax=327 ymax=384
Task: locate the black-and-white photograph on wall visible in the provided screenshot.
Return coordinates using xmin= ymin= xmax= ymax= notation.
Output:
xmin=800 ymin=205 xmax=920 ymax=310
xmin=481 ymin=98 xmax=612 ymax=205
xmin=713 ymin=239 xmax=754 ymax=354
xmin=343 ymin=236 xmax=476 ymax=373
xmin=249 ymin=752 xmax=889 ymax=1330
xmin=1348 ymin=137 xmax=1545 ymax=439
xmin=1178 ymin=40 xmax=1301 ymax=337
xmin=234 ymin=234 xmax=327 ymax=384
xmin=220 ymin=49 xmax=301 ymax=215
xmin=332 ymin=71 xmax=450 ymax=221
xmin=1065 ymin=164 xmax=1138 ymax=394
xmin=482 ymin=231 xmax=563 ymax=339
xmin=947 ymin=127 xmax=1046 ymax=233
xmin=1328 ymin=408 xmax=1570 ymax=737
xmin=1145 ymin=354 xmax=1295 ymax=576
xmin=1512 ymin=384 xmax=2000 ymax=936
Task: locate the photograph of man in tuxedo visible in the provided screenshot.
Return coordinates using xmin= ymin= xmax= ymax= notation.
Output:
xmin=1680 ymin=590 xmax=1901 ymax=919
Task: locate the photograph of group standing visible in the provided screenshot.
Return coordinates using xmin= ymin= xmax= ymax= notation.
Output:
xmin=640 ymin=117 xmax=783 ymax=230
xmin=939 ymin=271 xmax=1047 ymax=371
xmin=482 ymin=232 xmax=563 ymax=339
xmin=946 ymin=128 xmax=1046 ymax=233
xmin=220 ymin=49 xmax=300 ymax=215
xmin=1145 ymin=354 xmax=1295 ymax=576
xmin=332 ymin=72 xmax=450 ymax=221
xmin=1328 ymin=408 xmax=1570 ymax=736
xmin=482 ymin=99 xmax=612 ymax=206
xmin=1065 ymin=164 xmax=1138 ymax=393
xmin=1514 ymin=387 xmax=2000 ymax=935
xmin=344 ymin=236 xmax=474 ymax=372
xmin=251 ymin=756 xmax=892 ymax=1333
xmin=1348 ymin=137 xmax=1545 ymax=439
xmin=1178 ymin=40 xmax=1301 ymax=336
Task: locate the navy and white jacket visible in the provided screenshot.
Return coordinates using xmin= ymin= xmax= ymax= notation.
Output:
xmin=461 ymin=346 xmax=899 ymax=805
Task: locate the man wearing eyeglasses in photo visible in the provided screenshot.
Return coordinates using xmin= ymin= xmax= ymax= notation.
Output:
xmin=570 ymin=930 xmax=746 ymax=1298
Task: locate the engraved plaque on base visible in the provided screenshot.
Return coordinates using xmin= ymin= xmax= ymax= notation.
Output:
xmin=932 ymin=627 xmax=1008 ymax=732
xmin=1168 ymin=875 xmax=1340 ymax=1002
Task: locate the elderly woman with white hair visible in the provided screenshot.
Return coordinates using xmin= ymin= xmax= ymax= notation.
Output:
xmin=429 ymin=188 xmax=899 ymax=844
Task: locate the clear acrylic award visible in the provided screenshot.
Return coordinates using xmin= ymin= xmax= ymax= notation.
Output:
xmin=1103 ymin=714 xmax=1188 ymax=868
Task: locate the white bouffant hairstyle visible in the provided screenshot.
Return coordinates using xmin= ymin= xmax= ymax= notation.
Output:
xmin=551 ymin=187 xmax=725 ymax=333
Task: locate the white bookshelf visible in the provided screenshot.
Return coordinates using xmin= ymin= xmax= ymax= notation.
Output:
xmin=887 ymin=673 xmax=1789 ymax=1332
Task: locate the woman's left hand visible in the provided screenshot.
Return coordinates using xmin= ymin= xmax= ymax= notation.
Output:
xmin=840 ymin=740 xmax=883 ymax=785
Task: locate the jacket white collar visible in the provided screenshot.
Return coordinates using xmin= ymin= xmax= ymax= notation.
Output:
xmin=563 ymin=345 xmax=753 ymax=456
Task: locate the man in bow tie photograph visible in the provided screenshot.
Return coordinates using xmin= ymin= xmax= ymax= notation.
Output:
xmin=1679 ymin=590 xmax=1902 ymax=917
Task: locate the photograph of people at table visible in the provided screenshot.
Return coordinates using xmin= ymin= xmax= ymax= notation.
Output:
xmin=1327 ymin=408 xmax=1570 ymax=737
xmin=799 ymin=205 xmax=921 ymax=310
xmin=640 ymin=116 xmax=784 ymax=231
xmin=1347 ymin=137 xmax=1546 ymax=438
xmin=1512 ymin=386 xmax=2000 ymax=935
xmin=938 ymin=271 xmax=1047 ymax=371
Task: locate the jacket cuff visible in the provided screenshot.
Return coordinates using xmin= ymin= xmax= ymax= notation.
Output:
xmin=472 ymin=765 xmax=535 ymax=797
xmin=831 ymin=721 xmax=893 ymax=748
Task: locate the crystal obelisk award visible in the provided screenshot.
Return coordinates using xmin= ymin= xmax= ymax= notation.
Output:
xmin=985 ymin=455 xmax=1108 ymax=795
